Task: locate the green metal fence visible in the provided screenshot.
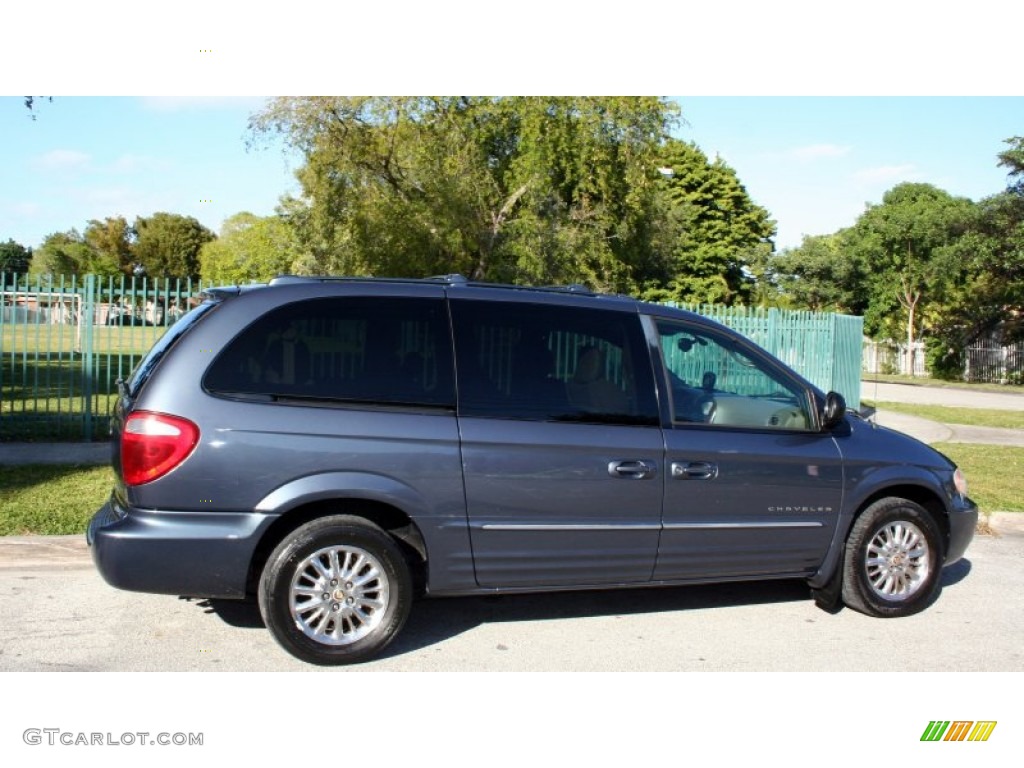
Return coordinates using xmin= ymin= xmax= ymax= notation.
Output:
xmin=1 ymin=273 xmax=210 ymax=441
xmin=1 ymin=274 xmax=863 ymax=441
xmin=673 ymin=303 xmax=863 ymax=411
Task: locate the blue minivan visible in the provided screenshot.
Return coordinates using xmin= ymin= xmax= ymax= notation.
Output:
xmin=88 ymin=276 xmax=977 ymax=664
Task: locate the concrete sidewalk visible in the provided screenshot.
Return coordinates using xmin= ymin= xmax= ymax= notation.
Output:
xmin=862 ymin=380 xmax=1024 ymax=410
xmin=870 ymin=410 xmax=1024 ymax=447
xmin=0 ymin=441 xmax=109 ymax=465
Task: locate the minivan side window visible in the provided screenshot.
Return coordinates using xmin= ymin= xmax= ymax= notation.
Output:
xmin=656 ymin=320 xmax=812 ymax=430
xmin=204 ymin=297 xmax=455 ymax=407
xmin=451 ymin=300 xmax=658 ymax=425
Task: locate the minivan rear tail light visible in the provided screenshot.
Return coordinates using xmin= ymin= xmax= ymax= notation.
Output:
xmin=121 ymin=411 xmax=199 ymax=486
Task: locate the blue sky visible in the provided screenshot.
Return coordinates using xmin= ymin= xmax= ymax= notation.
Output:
xmin=2 ymin=96 xmax=1021 ymax=253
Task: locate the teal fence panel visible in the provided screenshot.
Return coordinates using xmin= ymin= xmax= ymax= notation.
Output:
xmin=1 ymin=273 xmax=210 ymax=441
xmin=672 ymin=303 xmax=863 ymax=410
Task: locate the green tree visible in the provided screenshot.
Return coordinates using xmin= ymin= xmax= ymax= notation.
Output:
xmin=199 ymin=212 xmax=307 ymax=283
xmin=772 ymin=232 xmax=868 ymax=314
xmin=848 ymin=183 xmax=974 ymax=374
xmin=250 ymin=96 xmax=680 ymax=291
xmin=926 ymin=190 xmax=1024 ymax=376
xmin=998 ymin=136 xmax=1024 ymax=192
xmin=27 ymin=230 xmax=98 ymax=276
xmin=642 ymin=140 xmax=776 ymax=305
xmin=84 ymin=216 xmax=134 ymax=275
xmin=133 ymin=212 xmax=215 ymax=280
xmin=0 ymin=238 xmax=32 ymax=276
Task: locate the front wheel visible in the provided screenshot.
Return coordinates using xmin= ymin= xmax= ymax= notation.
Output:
xmin=258 ymin=515 xmax=413 ymax=665
xmin=841 ymin=498 xmax=943 ymax=617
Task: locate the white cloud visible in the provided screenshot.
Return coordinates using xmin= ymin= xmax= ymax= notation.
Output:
xmin=75 ymin=186 xmax=136 ymax=205
xmin=110 ymin=154 xmax=173 ymax=174
xmin=790 ymin=143 xmax=852 ymax=160
xmin=35 ymin=149 xmax=91 ymax=171
xmin=852 ymin=164 xmax=921 ymax=184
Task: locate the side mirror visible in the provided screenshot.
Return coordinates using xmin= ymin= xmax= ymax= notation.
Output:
xmin=821 ymin=391 xmax=847 ymax=430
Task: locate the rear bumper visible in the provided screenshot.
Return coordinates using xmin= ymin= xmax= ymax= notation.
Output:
xmin=87 ymin=496 xmax=276 ymax=599
xmin=945 ymin=496 xmax=978 ymax=565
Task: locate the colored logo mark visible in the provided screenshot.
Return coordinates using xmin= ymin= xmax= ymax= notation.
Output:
xmin=921 ymin=721 xmax=997 ymax=742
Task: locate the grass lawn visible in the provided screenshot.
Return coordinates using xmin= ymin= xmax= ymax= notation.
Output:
xmin=2 ymin=324 xmax=162 ymax=441
xmin=0 ymin=464 xmax=113 ymax=535
xmin=866 ymin=401 xmax=1024 ymax=430
xmin=932 ymin=443 xmax=1024 ymax=515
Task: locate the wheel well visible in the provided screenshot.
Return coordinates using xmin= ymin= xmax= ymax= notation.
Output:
xmin=246 ymin=499 xmax=428 ymax=597
xmin=854 ymin=485 xmax=950 ymax=553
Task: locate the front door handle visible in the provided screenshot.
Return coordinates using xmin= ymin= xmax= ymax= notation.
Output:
xmin=608 ymin=460 xmax=658 ymax=480
xmin=671 ymin=461 xmax=718 ymax=480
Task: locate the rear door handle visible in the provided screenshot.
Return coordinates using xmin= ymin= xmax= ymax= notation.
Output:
xmin=671 ymin=461 xmax=718 ymax=480
xmin=608 ymin=460 xmax=658 ymax=480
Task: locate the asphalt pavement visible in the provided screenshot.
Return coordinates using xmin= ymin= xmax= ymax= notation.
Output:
xmin=1 ymin=514 xmax=1021 ymax=671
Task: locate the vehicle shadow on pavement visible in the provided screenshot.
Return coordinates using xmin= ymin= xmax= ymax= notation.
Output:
xmin=388 ymin=582 xmax=814 ymax=658
xmin=181 ymin=596 xmax=266 ymax=629
xmin=939 ymin=557 xmax=972 ymax=587
xmin=183 ymin=579 xmax=812 ymax=655
xmin=185 ymin=560 xmax=974 ymax=661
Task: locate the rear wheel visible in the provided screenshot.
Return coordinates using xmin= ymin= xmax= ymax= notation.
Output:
xmin=259 ymin=515 xmax=413 ymax=664
xmin=841 ymin=497 xmax=943 ymax=617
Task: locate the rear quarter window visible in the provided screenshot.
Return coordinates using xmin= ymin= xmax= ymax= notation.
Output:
xmin=127 ymin=300 xmax=219 ymax=396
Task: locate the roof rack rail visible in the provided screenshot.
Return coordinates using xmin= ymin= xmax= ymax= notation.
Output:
xmin=540 ymin=283 xmax=594 ymax=294
xmin=264 ymin=273 xmax=610 ymax=298
xmin=268 ymin=274 xmax=473 ymax=287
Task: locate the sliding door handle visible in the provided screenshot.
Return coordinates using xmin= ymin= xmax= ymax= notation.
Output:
xmin=671 ymin=461 xmax=718 ymax=480
xmin=607 ymin=460 xmax=658 ymax=480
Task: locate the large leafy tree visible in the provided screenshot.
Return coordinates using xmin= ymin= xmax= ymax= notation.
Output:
xmin=199 ymin=212 xmax=307 ymax=283
xmin=0 ymin=238 xmax=32 ymax=276
xmin=27 ymin=230 xmax=107 ymax=276
xmin=132 ymin=212 xmax=215 ymax=280
xmin=84 ymin=216 xmax=135 ymax=275
xmin=642 ymin=140 xmax=776 ymax=305
xmin=847 ymin=183 xmax=974 ymax=374
xmin=926 ymin=189 xmax=1024 ymax=376
xmin=772 ymin=231 xmax=868 ymax=314
xmin=250 ymin=97 xmax=679 ymax=292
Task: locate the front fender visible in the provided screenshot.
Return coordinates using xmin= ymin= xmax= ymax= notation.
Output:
xmin=808 ymin=463 xmax=951 ymax=589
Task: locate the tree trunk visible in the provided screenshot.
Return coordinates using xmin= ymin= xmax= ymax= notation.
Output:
xmin=906 ymin=299 xmax=917 ymax=377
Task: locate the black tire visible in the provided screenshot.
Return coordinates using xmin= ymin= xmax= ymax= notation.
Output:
xmin=841 ymin=497 xmax=943 ymax=617
xmin=258 ymin=515 xmax=413 ymax=665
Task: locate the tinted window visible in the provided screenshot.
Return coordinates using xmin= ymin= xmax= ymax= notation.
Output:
xmin=205 ymin=297 xmax=455 ymax=407
xmin=657 ymin=320 xmax=811 ymax=429
xmin=451 ymin=300 xmax=658 ymax=425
